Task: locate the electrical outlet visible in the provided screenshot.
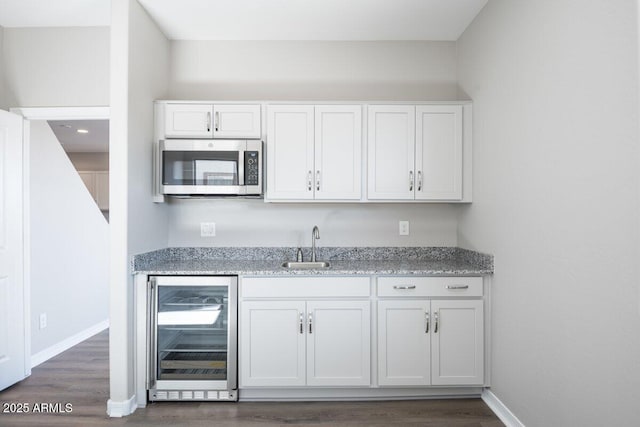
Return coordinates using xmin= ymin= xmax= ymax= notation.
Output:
xmin=399 ymin=221 xmax=410 ymax=236
xmin=200 ymin=222 xmax=216 ymax=237
xmin=39 ymin=313 xmax=47 ymax=330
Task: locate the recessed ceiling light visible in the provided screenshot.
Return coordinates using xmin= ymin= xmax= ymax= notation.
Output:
xmin=77 ymin=129 xmax=89 ymax=134
xmin=59 ymin=124 xmax=72 ymax=129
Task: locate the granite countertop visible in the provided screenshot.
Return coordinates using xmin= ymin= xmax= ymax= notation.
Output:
xmin=132 ymin=247 xmax=493 ymax=276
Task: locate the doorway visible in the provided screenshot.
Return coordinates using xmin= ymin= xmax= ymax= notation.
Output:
xmin=8 ymin=106 xmax=110 ymax=382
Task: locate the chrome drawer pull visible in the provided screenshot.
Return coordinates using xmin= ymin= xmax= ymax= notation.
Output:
xmin=299 ymin=312 xmax=304 ymax=334
xmin=308 ymin=313 xmax=313 ymax=334
xmin=434 ymin=311 xmax=439 ymax=333
xmin=446 ymin=285 xmax=469 ymax=290
xmin=393 ymin=285 xmax=416 ymax=290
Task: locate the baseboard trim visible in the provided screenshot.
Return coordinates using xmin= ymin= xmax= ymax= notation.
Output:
xmin=107 ymin=395 xmax=137 ymax=418
xmin=31 ymin=319 xmax=109 ymax=368
xmin=482 ymin=389 xmax=525 ymax=427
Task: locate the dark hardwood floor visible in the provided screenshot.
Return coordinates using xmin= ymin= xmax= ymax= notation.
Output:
xmin=0 ymin=330 xmax=503 ymax=426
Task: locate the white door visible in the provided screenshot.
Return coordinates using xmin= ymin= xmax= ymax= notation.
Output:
xmin=239 ymin=301 xmax=306 ymax=387
xmin=367 ymin=105 xmax=415 ymax=200
xmin=314 ymin=105 xmax=362 ymax=200
xmin=266 ymin=105 xmax=314 ymax=200
xmin=415 ymin=106 xmax=463 ymax=200
xmin=306 ymin=300 xmax=370 ymax=386
xmin=164 ymin=103 xmax=214 ymax=138
xmin=377 ymin=300 xmax=431 ymax=386
xmin=212 ymin=105 xmax=261 ymax=139
xmin=431 ymin=299 xmax=484 ymax=385
xmin=0 ymin=110 xmax=27 ymax=391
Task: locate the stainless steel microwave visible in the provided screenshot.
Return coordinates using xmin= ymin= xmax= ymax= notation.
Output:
xmin=159 ymin=139 xmax=262 ymax=196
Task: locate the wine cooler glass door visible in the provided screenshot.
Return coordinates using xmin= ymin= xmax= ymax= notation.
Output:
xmin=151 ymin=277 xmax=237 ymax=389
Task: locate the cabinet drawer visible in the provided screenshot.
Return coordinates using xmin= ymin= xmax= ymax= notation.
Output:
xmin=377 ymin=277 xmax=482 ymax=297
xmin=242 ymin=277 xmax=370 ymax=298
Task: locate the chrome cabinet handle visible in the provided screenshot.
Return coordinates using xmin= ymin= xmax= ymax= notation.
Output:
xmin=307 ymin=171 xmax=312 ymax=191
xmin=425 ymin=311 xmax=430 ymax=333
xmin=299 ymin=312 xmax=304 ymax=334
xmin=206 ymin=112 xmax=211 ymax=132
xmin=446 ymin=285 xmax=469 ymax=290
xmin=215 ymin=111 xmax=219 ymax=131
xmin=434 ymin=311 xmax=439 ymax=333
xmin=417 ymin=171 xmax=422 ymax=192
xmin=393 ymin=285 xmax=416 ymax=290
xmin=316 ymin=170 xmax=321 ymax=191
xmin=409 ymin=171 xmax=414 ymax=191
xmin=308 ymin=313 xmax=313 ymax=334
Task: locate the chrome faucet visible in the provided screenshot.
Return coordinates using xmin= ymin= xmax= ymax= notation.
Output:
xmin=311 ymin=226 xmax=320 ymax=262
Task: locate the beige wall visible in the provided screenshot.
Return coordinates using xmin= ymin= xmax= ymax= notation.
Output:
xmin=457 ymin=1 xmax=640 ymax=425
xmin=3 ymin=26 xmax=109 ymax=107
xmin=67 ymin=152 xmax=109 ymax=171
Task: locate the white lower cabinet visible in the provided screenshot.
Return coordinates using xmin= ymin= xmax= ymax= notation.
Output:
xmin=378 ymin=298 xmax=484 ymax=387
xmin=239 ymin=275 xmax=485 ymax=394
xmin=240 ymin=299 xmax=370 ymax=387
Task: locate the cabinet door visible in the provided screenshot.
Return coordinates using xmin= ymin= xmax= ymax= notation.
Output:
xmin=306 ymin=300 xmax=370 ymax=386
xmin=314 ymin=105 xmax=362 ymax=200
xmin=415 ymin=106 xmax=463 ymax=200
xmin=164 ymin=104 xmax=213 ymax=138
xmin=367 ymin=106 xmax=415 ymax=200
xmin=239 ymin=301 xmax=306 ymax=387
xmin=94 ymin=172 xmax=109 ymax=211
xmin=212 ymin=104 xmax=261 ymax=139
xmin=431 ymin=299 xmax=484 ymax=385
xmin=377 ymin=300 xmax=430 ymax=386
xmin=266 ymin=106 xmax=314 ymax=200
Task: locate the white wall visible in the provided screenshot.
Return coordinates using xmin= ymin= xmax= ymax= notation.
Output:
xmin=109 ymin=0 xmax=170 ymax=413
xmin=457 ymin=1 xmax=640 ymax=426
xmin=0 ymin=26 xmax=6 ymax=110
xmin=2 ymin=26 xmax=109 ymax=107
xmin=168 ymin=200 xmax=457 ymax=247
xmin=170 ymin=41 xmax=457 ymax=101
xmin=166 ymin=40 xmax=460 ymax=248
xmin=29 ymin=121 xmax=109 ymax=355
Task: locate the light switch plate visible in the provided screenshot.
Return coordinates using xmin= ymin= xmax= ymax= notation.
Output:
xmin=200 ymin=222 xmax=216 ymax=237
xmin=399 ymin=221 xmax=409 ymax=236
xmin=39 ymin=313 xmax=47 ymax=329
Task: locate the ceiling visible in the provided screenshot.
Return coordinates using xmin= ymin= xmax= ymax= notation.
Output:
xmin=0 ymin=0 xmax=487 ymax=41
xmin=48 ymin=120 xmax=110 ymax=153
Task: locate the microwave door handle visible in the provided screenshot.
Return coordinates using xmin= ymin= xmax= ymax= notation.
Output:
xmin=238 ymin=150 xmax=245 ymax=186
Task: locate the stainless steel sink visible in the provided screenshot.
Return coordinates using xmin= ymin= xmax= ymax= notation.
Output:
xmin=281 ymin=261 xmax=331 ymax=269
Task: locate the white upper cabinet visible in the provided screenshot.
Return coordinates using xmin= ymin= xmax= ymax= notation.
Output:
xmin=163 ymin=103 xmax=261 ymax=139
xmin=314 ymin=106 xmax=362 ymax=200
xmin=415 ymin=106 xmax=463 ymax=200
xmin=213 ymin=104 xmax=261 ymax=139
xmin=367 ymin=106 xmax=415 ymax=200
xmin=267 ymin=105 xmax=363 ymax=201
xmin=164 ymin=103 xmax=213 ymax=138
xmin=266 ymin=105 xmax=315 ymax=200
xmin=368 ymin=104 xmax=465 ymax=201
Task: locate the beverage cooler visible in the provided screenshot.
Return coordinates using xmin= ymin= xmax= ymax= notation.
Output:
xmin=147 ymin=276 xmax=238 ymax=401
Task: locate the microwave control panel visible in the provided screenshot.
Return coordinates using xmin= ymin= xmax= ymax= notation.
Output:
xmin=244 ymin=151 xmax=260 ymax=185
